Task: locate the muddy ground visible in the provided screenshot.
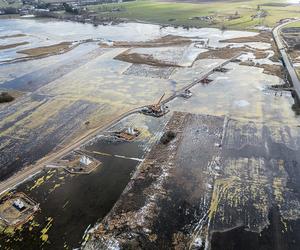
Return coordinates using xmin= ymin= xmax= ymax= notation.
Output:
xmin=197 ymin=47 xmax=283 ymax=78
xmin=99 ymin=35 xmax=192 ymax=48
xmin=240 ymin=61 xmax=284 ymax=78
xmin=115 ymin=50 xmax=181 ymax=67
xmin=85 ymin=111 xmax=300 ymax=250
xmin=17 ymin=42 xmax=74 ymax=57
xmin=0 ymin=42 xmax=29 ymax=51
xmin=220 ymin=31 xmax=279 ymax=62
xmin=0 ymin=19 xmax=295 ymax=249
xmin=282 ymin=27 xmax=300 ymax=63
xmin=197 ymin=31 xmax=283 ymax=78
xmin=197 ymin=46 xmax=268 ymax=60
xmin=0 ymin=34 xmax=26 ymax=39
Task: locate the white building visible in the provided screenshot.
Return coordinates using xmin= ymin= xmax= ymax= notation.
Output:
xmin=80 ymin=156 xmax=92 ymax=166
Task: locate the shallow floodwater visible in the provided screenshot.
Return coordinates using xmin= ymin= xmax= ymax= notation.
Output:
xmin=0 ymin=18 xmax=299 ymax=250
xmin=0 ymin=114 xmax=168 ymax=249
xmin=0 ymin=18 xmax=257 ymax=62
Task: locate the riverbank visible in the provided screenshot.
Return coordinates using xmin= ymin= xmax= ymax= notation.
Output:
xmin=1 ymin=0 xmax=300 ymax=31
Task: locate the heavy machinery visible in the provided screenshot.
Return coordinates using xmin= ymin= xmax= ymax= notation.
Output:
xmin=200 ymin=78 xmax=213 ymax=84
xmin=180 ymin=89 xmax=192 ymax=99
xmin=213 ymin=67 xmax=229 ymax=73
xmin=141 ymin=93 xmax=169 ymax=117
xmin=113 ymin=127 xmax=140 ymax=141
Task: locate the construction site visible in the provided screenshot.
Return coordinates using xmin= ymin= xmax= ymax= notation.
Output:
xmin=49 ymin=152 xmax=101 ymax=175
xmin=0 ymin=15 xmax=300 ymax=250
xmin=0 ymin=192 xmax=39 ymax=228
xmin=112 ymin=127 xmax=140 ymax=141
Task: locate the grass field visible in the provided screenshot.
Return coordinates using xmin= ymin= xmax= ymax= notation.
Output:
xmin=284 ymin=20 xmax=300 ymax=28
xmin=87 ymin=0 xmax=300 ymax=30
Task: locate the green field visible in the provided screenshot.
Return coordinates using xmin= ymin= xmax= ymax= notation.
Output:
xmin=284 ymin=20 xmax=300 ymax=28
xmin=87 ymin=0 xmax=300 ymax=30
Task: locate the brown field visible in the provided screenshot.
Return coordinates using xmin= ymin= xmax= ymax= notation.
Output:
xmin=100 ymin=35 xmax=192 ymax=48
xmin=0 ymin=42 xmax=29 ymax=50
xmin=220 ymin=31 xmax=280 ymax=62
xmin=17 ymin=42 xmax=73 ymax=57
xmin=0 ymin=34 xmax=26 ymax=39
xmin=197 ymin=46 xmax=268 ymax=60
xmin=240 ymin=61 xmax=284 ymax=78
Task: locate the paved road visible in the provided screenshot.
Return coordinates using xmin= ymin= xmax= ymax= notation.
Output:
xmin=273 ymin=19 xmax=300 ymax=100
xmin=0 ymin=53 xmax=240 ymax=195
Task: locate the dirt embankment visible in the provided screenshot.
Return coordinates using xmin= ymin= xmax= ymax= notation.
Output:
xmin=197 ymin=46 xmax=283 ymax=78
xmin=0 ymin=42 xmax=29 ymax=51
xmin=220 ymin=32 xmax=272 ymax=44
xmin=0 ymin=34 xmax=26 ymax=39
xmin=197 ymin=31 xmax=284 ymax=78
xmin=288 ymin=49 xmax=300 ymax=63
xmin=100 ymin=35 xmax=192 ymax=48
xmin=197 ymin=46 xmax=269 ymax=60
xmin=115 ymin=50 xmax=180 ymax=67
xmin=17 ymin=42 xmax=74 ymax=57
xmin=281 ymin=28 xmax=300 ymax=63
xmin=220 ymin=31 xmax=280 ymax=62
xmin=240 ymin=61 xmax=284 ymax=78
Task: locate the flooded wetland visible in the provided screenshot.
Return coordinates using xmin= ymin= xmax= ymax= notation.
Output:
xmin=0 ymin=17 xmax=300 ymax=249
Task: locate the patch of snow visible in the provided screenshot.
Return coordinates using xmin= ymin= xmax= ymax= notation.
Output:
xmin=234 ymin=100 xmax=250 ymax=107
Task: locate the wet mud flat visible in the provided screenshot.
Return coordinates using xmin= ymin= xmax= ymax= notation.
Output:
xmin=281 ymin=26 xmax=300 ymax=80
xmin=281 ymin=27 xmax=300 ymax=49
xmin=85 ymin=111 xmax=300 ymax=250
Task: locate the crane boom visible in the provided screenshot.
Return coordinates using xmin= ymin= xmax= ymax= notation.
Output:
xmin=156 ymin=93 xmax=165 ymax=106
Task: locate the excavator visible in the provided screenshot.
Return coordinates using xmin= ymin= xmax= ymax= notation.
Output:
xmin=141 ymin=93 xmax=169 ymax=117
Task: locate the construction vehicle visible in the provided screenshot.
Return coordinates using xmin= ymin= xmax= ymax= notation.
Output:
xmin=113 ymin=127 xmax=140 ymax=141
xmin=141 ymin=93 xmax=169 ymax=117
xmin=200 ymin=78 xmax=213 ymax=84
xmin=213 ymin=67 xmax=229 ymax=73
xmin=180 ymin=89 xmax=192 ymax=99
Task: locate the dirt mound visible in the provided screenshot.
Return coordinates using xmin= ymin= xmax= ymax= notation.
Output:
xmin=197 ymin=46 xmax=268 ymax=60
xmin=219 ymin=31 xmax=279 ymax=62
xmin=115 ymin=50 xmax=180 ymax=67
xmin=0 ymin=42 xmax=29 ymax=51
xmin=100 ymin=35 xmax=192 ymax=48
xmin=17 ymin=42 xmax=73 ymax=57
